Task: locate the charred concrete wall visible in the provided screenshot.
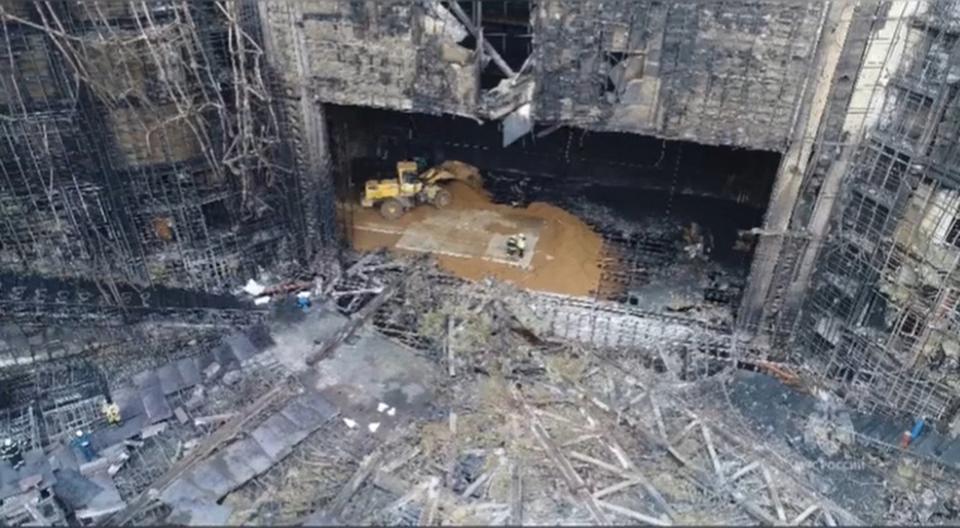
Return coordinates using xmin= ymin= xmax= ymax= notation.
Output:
xmin=259 ymin=0 xmax=479 ymax=117
xmin=259 ymin=0 xmax=827 ymax=152
xmin=534 ymin=0 xmax=827 ymax=151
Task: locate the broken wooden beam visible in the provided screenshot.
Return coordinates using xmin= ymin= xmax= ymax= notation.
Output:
xmin=380 ymin=446 xmax=421 ymax=475
xmin=509 ymin=462 xmax=522 ymax=525
xmin=327 ymin=445 xmax=388 ymax=517
xmin=446 ymin=317 xmax=456 ymax=377
xmin=701 ymin=425 xmax=723 ymax=481
xmin=760 ymin=464 xmax=787 ymax=523
xmin=192 ymin=412 xmax=237 ymax=427
xmin=460 ymin=469 xmax=492 ymax=499
xmin=729 ymin=460 xmax=760 ymax=483
xmin=595 ymin=499 xmax=671 ymax=526
xmin=568 ymin=450 xmax=623 ymax=475
xmin=791 ymin=504 xmax=821 ymax=526
xmin=592 ymin=478 xmax=644 ymax=500
xmin=419 ymin=478 xmax=441 ymax=526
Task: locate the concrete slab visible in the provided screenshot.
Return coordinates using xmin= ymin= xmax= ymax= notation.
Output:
xmin=912 ymin=434 xmax=945 ymax=457
xmin=185 ymin=460 xmax=236 ymax=499
xmin=0 ymin=461 xmax=19 ymax=501
xmin=250 ymin=414 xmax=300 ymax=461
xmin=90 ymin=414 xmax=146 ymax=450
xmin=52 ymin=468 xmax=102 ymax=510
xmin=140 ymin=382 xmax=173 ymax=424
xmin=49 ymin=444 xmax=80 ymax=472
xmin=874 ymin=423 xmax=904 ymax=444
xmin=300 ymin=391 xmax=338 ymax=421
xmin=111 ymin=385 xmax=145 ymax=421
xmin=176 ymin=357 xmax=202 ymax=388
xmin=308 ymin=329 xmax=438 ymax=432
xmin=74 ymin=471 xmax=125 ymax=521
xmin=157 ymin=363 xmax=185 ymax=395
xmin=940 ymin=441 xmax=960 ymax=463
xmin=2 ymin=449 xmax=56 ymax=501
xmin=132 ymin=369 xmax=161 ymax=391
xmin=168 ymin=499 xmax=235 ymax=526
xmin=265 ymin=306 xmax=348 ymax=372
xmin=391 ymin=209 xmax=542 ymax=267
xmin=222 ymin=438 xmax=273 ymax=475
xmin=223 ymin=332 xmax=257 ymax=363
xmin=280 ymin=399 xmax=326 ymax=431
xmin=212 ymin=344 xmax=239 ymax=371
xmin=197 ymin=350 xmax=217 ymax=372
xmin=857 ymin=416 xmax=884 ymax=437
xmin=209 ymin=454 xmax=254 ymax=492
xmin=160 ymin=477 xmax=210 ymax=505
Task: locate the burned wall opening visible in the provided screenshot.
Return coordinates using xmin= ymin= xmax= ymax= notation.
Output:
xmin=327 ymin=104 xmax=780 ymax=323
xmin=452 ymin=0 xmax=533 ymax=89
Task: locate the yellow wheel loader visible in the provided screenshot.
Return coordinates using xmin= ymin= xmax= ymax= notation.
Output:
xmin=361 ymin=160 xmax=483 ymax=220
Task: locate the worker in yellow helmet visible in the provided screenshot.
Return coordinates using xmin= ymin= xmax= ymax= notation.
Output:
xmin=506 ymin=233 xmax=527 ymax=259
xmin=103 ymin=402 xmax=122 ymax=426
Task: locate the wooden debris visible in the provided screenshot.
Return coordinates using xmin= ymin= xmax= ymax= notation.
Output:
xmin=380 ymin=446 xmax=421 ymax=475
xmin=792 ymin=504 xmax=821 ymax=526
xmin=651 ymin=394 xmax=668 ymax=442
xmin=671 ymin=417 xmax=701 ymax=445
xmin=444 ymin=412 xmax=458 ymax=489
xmin=568 ymin=450 xmax=623 ymax=475
xmin=447 ymin=317 xmax=456 ymax=378
xmin=516 ymin=388 xmax=608 ymax=525
xmin=510 ymin=462 xmax=522 ymax=526
xmin=327 ymin=445 xmax=387 ymax=517
xmin=730 ymin=460 xmax=760 ymax=483
xmin=192 ymin=412 xmax=237 ymax=427
xmin=460 ymin=469 xmax=492 ymax=499
xmin=419 ymin=477 xmax=440 ymax=526
xmin=595 ymin=499 xmax=671 ymax=526
xmin=701 ymin=425 xmax=723 ymax=481
xmin=592 ymin=478 xmax=644 ymax=500
xmin=822 ymin=508 xmax=837 ymax=527
xmin=760 ymin=464 xmax=787 ymax=522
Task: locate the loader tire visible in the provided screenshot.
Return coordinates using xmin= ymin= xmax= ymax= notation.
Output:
xmin=380 ymin=199 xmax=404 ymax=220
xmin=433 ymin=188 xmax=452 ymax=209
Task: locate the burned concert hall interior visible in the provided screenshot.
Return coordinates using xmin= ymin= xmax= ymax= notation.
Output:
xmin=4 ymin=0 xmax=960 ymax=525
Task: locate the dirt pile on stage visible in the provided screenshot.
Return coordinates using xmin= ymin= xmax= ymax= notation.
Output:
xmin=347 ymin=182 xmax=604 ymax=297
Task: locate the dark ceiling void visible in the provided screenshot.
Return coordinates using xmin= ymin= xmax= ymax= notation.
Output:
xmin=325 ymin=104 xmax=781 ymax=212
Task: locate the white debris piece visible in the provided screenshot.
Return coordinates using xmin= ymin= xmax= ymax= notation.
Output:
xmin=387 ymin=407 xmax=396 ymax=417
xmin=253 ymin=296 xmax=271 ymax=305
xmin=243 ymin=279 xmax=266 ymax=296
xmin=296 ymin=291 xmax=311 ymax=299
xmin=343 ymin=418 xmax=358 ymax=429
xmin=368 ymin=422 xmax=381 ymax=433
xmin=377 ymin=402 xmax=390 ymax=413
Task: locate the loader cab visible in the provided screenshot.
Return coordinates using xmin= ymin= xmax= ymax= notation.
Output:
xmin=396 ymin=161 xmax=421 ymax=193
